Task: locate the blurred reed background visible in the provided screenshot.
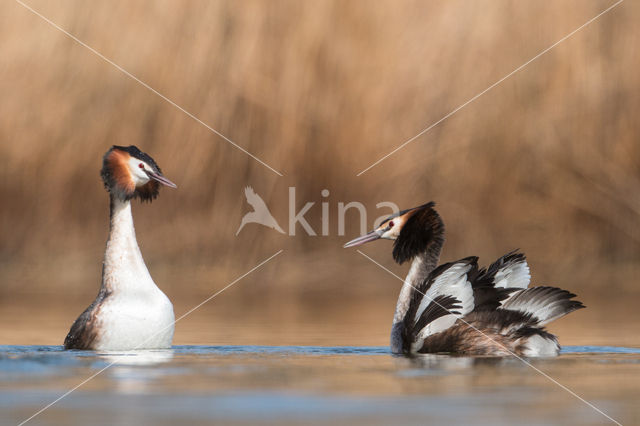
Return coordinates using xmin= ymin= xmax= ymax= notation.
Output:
xmin=0 ymin=0 xmax=638 ymax=347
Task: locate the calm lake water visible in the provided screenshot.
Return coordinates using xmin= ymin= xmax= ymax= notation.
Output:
xmin=1 ymin=345 xmax=638 ymax=425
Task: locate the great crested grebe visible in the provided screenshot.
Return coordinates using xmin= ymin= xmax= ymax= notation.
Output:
xmin=344 ymin=202 xmax=585 ymax=356
xmin=64 ymin=145 xmax=177 ymax=350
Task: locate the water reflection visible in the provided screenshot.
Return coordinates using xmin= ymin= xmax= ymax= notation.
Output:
xmin=401 ymin=353 xmax=507 ymax=371
xmin=0 ymin=345 xmax=638 ymax=425
xmin=98 ymin=349 xmax=175 ymax=395
xmin=97 ymin=349 xmax=174 ymax=366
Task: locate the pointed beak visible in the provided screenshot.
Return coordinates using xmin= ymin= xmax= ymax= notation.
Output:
xmin=146 ymin=170 xmax=177 ymax=188
xmin=343 ymin=230 xmax=383 ymax=248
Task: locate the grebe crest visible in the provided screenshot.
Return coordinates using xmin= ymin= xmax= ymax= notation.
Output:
xmin=101 ymin=145 xmax=176 ymax=202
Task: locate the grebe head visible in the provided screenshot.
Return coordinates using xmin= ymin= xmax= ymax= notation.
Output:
xmin=343 ymin=202 xmax=444 ymax=264
xmin=101 ymin=145 xmax=177 ymax=202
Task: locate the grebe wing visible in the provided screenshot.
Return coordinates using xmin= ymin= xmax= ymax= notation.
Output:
xmin=404 ymin=257 xmax=477 ymax=352
xmin=500 ymin=286 xmax=585 ymax=326
xmin=477 ymin=250 xmax=531 ymax=289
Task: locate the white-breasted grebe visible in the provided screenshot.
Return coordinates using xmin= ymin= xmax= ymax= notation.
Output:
xmin=64 ymin=145 xmax=177 ymax=350
xmin=344 ymin=202 xmax=584 ymax=356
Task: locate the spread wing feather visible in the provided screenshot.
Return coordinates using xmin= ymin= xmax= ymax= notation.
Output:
xmin=399 ymin=250 xmax=583 ymax=355
xmin=500 ymin=286 xmax=585 ymax=325
xmin=403 ymin=258 xmax=476 ymax=352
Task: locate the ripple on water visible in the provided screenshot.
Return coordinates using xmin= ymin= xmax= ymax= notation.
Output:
xmin=1 ymin=344 xmax=639 ymax=359
xmin=1 ymin=344 xmax=638 ymax=425
xmin=562 ymin=345 xmax=640 ymax=354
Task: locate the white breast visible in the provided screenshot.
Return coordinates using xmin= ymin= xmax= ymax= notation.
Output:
xmin=94 ymin=290 xmax=175 ymax=350
xmin=92 ymin=197 xmax=175 ymax=350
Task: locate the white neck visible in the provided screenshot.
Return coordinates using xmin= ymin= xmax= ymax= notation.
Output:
xmin=390 ymin=256 xmax=425 ymax=352
xmin=101 ymin=197 xmax=157 ymax=295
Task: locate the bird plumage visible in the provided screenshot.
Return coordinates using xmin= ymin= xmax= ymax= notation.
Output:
xmin=400 ymin=254 xmax=583 ymax=355
xmin=64 ymin=145 xmax=177 ymax=350
xmin=344 ymin=202 xmax=585 ymax=356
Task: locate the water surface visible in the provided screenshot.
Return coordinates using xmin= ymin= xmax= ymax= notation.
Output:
xmin=1 ymin=345 xmax=638 ymax=425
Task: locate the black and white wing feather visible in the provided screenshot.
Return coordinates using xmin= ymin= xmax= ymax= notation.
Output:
xmin=479 ymin=250 xmax=531 ymax=289
xmin=403 ymin=257 xmax=477 ymax=353
xmin=500 ymin=286 xmax=585 ymax=325
xmin=399 ymin=250 xmax=584 ymax=355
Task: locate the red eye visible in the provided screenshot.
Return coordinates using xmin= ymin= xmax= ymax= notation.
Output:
xmin=389 ymin=221 xmax=394 ymax=228
xmin=139 ymin=163 xmax=144 ymax=169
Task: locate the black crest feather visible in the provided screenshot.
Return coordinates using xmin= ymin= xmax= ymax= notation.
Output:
xmin=392 ymin=202 xmax=445 ymax=264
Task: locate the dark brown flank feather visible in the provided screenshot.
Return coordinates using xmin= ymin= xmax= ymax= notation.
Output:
xmin=417 ymin=310 xmax=557 ymax=356
xmin=63 ymin=282 xmax=111 ymax=350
